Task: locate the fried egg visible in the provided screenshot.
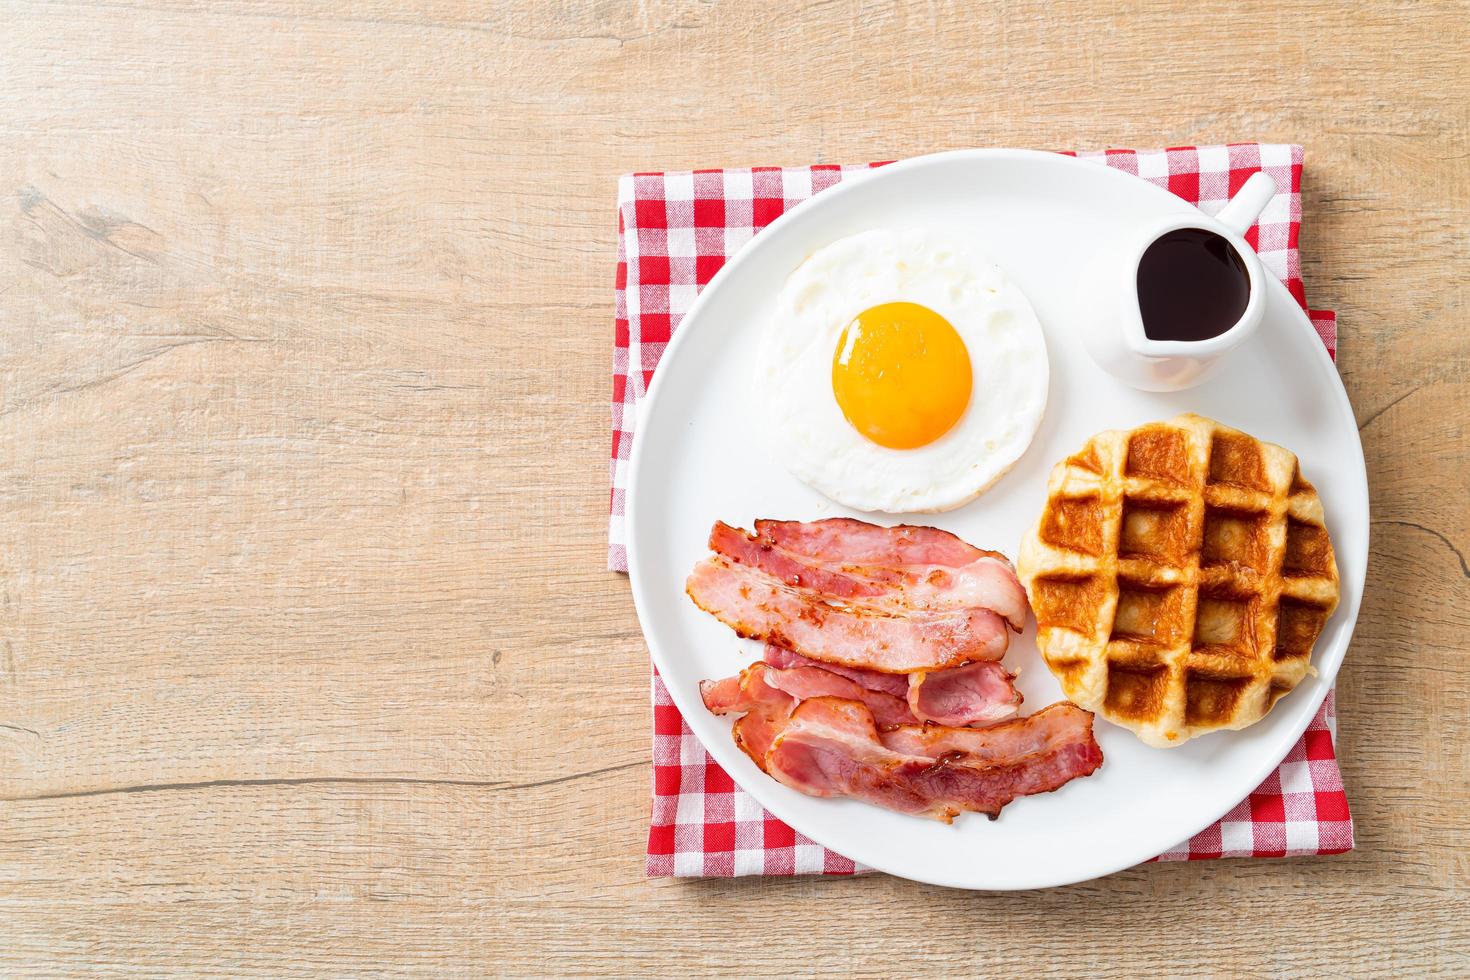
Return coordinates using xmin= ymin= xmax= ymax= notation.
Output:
xmin=757 ymin=227 xmax=1049 ymax=513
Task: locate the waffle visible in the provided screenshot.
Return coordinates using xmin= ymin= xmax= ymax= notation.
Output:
xmin=1017 ymin=414 xmax=1339 ymax=747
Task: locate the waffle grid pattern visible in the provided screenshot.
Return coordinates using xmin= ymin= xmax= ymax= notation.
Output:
xmin=1021 ymin=415 xmax=1341 ymax=747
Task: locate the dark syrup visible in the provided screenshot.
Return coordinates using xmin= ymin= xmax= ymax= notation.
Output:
xmin=1136 ymin=228 xmax=1250 ymax=342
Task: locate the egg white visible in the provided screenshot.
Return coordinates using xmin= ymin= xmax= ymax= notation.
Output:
xmin=756 ymin=227 xmax=1049 ymax=513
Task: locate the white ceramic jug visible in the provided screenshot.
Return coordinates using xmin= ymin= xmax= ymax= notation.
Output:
xmin=1081 ymin=171 xmax=1277 ymax=392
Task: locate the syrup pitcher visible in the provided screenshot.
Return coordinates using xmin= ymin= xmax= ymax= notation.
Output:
xmin=1082 ymin=171 xmax=1277 ymax=391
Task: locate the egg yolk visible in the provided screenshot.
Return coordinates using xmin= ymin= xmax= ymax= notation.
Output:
xmin=831 ymin=302 xmax=972 ymax=450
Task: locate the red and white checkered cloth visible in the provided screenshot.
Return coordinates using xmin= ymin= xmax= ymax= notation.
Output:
xmin=611 ymin=145 xmax=1353 ymax=877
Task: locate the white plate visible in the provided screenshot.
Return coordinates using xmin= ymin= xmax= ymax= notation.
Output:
xmin=625 ymin=149 xmax=1367 ymax=890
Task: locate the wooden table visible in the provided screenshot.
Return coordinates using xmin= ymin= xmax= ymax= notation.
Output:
xmin=3 ymin=1 xmax=1467 ymax=974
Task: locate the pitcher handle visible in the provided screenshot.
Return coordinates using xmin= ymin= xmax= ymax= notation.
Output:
xmin=1215 ymin=171 xmax=1277 ymax=235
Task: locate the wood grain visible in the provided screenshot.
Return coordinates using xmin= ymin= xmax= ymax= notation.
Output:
xmin=2 ymin=0 xmax=1467 ymax=975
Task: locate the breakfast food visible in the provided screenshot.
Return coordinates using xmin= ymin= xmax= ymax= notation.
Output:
xmin=763 ymin=643 xmax=1018 ymax=728
xmin=762 ymin=645 xmax=908 ymax=698
xmin=701 ymin=662 xmax=919 ymax=732
xmin=757 ymin=229 xmax=1049 ymax=512
xmin=708 ymin=520 xmax=1028 ymax=627
xmin=687 ymin=518 xmax=1023 ymax=675
xmin=701 ymin=683 xmax=1102 ymax=822
xmin=687 ymin=518 xmax=1104 ymax=820
xmin=686 ymin=557 xmax=1010 ymax=672
xmin=1016 ymin=413 xmax=1340 ymax=747
xmin=907 ymin=659 xmax=1023 ymax=728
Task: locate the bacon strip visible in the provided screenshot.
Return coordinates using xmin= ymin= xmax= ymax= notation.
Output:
xmin=882 ymin=560 xmax=1028 ymax=632
xmin=767 ymin=645 xmax=1019 ymax=728
xmin=698 ymin=665 xmax=792 ymax=769
xmin=728 ymin=519 xmax=1028 ymax=630
xmin=766 ymin=697 xmax=1104 ymax=822
xmin=762 ymin=644 xmax=910 ymax=699
xmin=880 ymin=702 xmax=1095 ymax=764
xmin=907 ymin=660 xmax=1022 ymax=728
xmin=709 ymin=521 xmax=885 ymax=600
xmin=754 ymin=518 xmax=992 ymax=568
xmin=700 ymin=662 xmax=917 ymax=728
xmin=686 ymin=556 xmax=1008 ymax=673
xmin=732 ymin=710 xmax=784 ymax=770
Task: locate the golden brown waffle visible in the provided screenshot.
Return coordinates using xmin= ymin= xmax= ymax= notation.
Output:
xmin=1017 ymin=414 xmax=1340 ymax=747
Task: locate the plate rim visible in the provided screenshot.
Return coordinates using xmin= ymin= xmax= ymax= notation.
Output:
xmin=624 ymin=147 xmax=1368 ymax=889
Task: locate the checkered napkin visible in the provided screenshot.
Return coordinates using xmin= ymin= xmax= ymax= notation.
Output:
xmin=611 ymin=145 xmax=1352 ymax=877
